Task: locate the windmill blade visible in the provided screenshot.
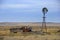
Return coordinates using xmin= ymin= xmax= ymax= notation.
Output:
xmin=42 ymin=7 xmax=48 ymax=14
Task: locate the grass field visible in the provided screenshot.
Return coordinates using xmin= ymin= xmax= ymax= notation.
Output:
xmin=0 ymin=22 xmax=60 ymax=40
xmin=0 ymin=26 xmax=60 ymax=40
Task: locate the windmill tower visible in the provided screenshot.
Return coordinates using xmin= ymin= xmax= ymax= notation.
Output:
xmin=41 ymin=7 xmax=48 ymax=33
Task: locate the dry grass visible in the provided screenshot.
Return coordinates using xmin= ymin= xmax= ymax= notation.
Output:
xmin=0 ymin=26 xmax=60 ymax=40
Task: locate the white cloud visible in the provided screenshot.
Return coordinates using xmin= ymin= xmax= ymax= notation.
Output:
xmin=0 ymin=0 xmax=59 ymax=13
xmin=0 ymin=4 xmax=34 ymax=9
xmin=0 ymin=0 xmax=59 ymax=9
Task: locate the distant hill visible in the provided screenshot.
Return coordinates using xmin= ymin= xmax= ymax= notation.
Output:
xmin=0 ymin=22 xmax=60 ymax=26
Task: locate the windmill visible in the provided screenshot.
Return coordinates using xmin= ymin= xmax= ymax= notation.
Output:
xmin=41 ymin=7 xmax=48 ymax=33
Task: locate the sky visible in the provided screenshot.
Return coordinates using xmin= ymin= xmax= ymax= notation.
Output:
xmin=0 ymin=0 xmax=60 ymax=22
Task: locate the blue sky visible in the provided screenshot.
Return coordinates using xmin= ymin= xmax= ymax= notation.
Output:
xmin=0 ymin=0 xmax=60 ymax=22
